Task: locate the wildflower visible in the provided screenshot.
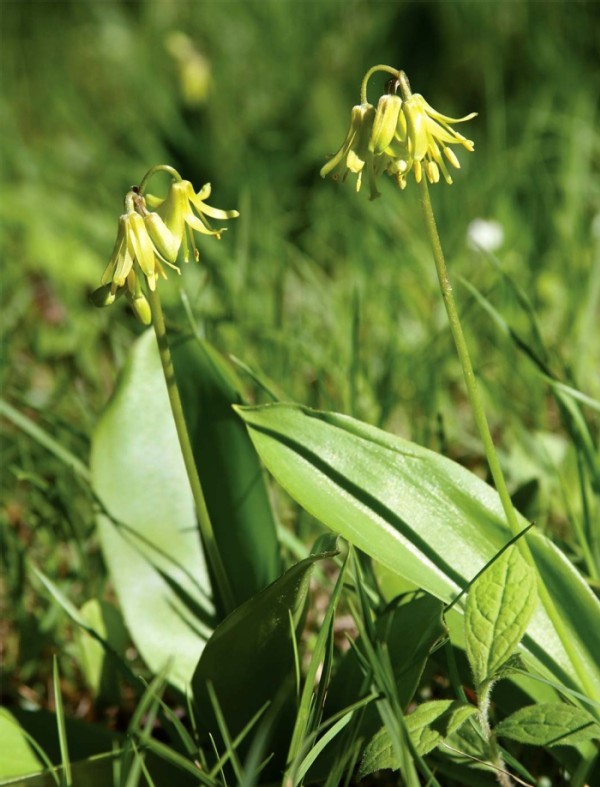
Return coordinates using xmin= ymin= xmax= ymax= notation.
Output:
xmin=321 ymin=68 xmax=476 ymax=196
xmin=99 ymin=209 xmax=170 ymax=294
xmin=91 ymin=170 xmax=239 ymax=324
xmin=320 ymin=103 xmax=383 ymax=200
xmin=150 ymin=179 xmax=239 ymax=263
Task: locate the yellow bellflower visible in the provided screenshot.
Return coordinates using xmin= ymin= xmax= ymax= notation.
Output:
xmin=99 ymin=210 xmax=166 ymax=294
xmin=319 ymin=103 xmax=384 ymax=201
xmin=322 ymin=70 xmax=476 ymax=197
xmin=92 ymin=173 xmax=239 ymax=324
xmin=151 ymin=179 xmax=239 ymax=263
xmin=398 ymin=93 xmax=476 ymax=186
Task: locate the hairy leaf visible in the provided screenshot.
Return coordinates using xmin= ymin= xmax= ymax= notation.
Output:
xmin=358 ymin=701 xmax=476 ymax=777
xmin=495 ymin=703 xmax=600 ymax=747
xmin=465 ymin=546 xmax=537 ymax=689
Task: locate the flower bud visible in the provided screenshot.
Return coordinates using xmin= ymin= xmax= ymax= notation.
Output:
xmin=144 ymin=212 xmax=181 ymax=263
xmin=403 ymin=96 xmax=429 ymax=162
xmin=370 ymin=94 xmax=402 ymax=156
xmin=126 ymin=292 xmax=152 ymax=325
xmin=155 ymin=181 xmax=188 ymax=243
xmin=90 ymin=283 xmax=117 ymax=307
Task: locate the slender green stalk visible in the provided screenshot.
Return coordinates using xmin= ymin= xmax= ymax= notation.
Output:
xmin=418 ymin=178 xmax=521 ymax=539
xmin=147 ymin=286 xmax=235 ymax=615
xmin=417 ymin=176 xmax=599 ymax=702
xmin=360 ymin=65 xmax=400 ymax=104
xmin=477 ymin=684 xmax=512 ymax=787
xmin=138 ymin=164 xmax=182 ymax=195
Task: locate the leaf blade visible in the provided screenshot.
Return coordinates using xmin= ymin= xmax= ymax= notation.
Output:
xmin=465 ymin=546 xmax=537 ymax=689
xmin=495 ymin=703 xmax=600 ymax=748
xmin=236 ymin=403 xmax=600 ymax=706
xmin=90 ymin=330 xmax=213 ymax=692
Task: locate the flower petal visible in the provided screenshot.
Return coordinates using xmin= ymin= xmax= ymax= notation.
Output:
xmin=418 ymin=94 xmax=477 ymax=124
xmin=184 ymin=209 xmax=222 ymax=237
xmin=320 ymin=103 xmax=372 ymax=179
xmin=144 ymin=212 xmax=181 ymax=262
xmin=126 ymin=213 xmax=156 ymax=279
xmin=403 ymin=98 xmax=428 ymax=161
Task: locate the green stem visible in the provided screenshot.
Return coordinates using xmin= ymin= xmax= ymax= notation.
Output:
xmin=360 ymin=64 xmax=401 ymax=104
xmin=418 ymin=177 xmax=521 ymax=538
xmin=138 ymin=164 xmax=182 ymax=196
xmin=477 ymin=683 xmax=512 ymax=787
xmin=147 ymin=286 xmax=235 ymax=615
xmin=418 ymin=176 xmax=600 ymax=702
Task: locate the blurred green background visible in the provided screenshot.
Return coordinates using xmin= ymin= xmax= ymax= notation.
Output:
xmin=1 ymin=0 xmax=599 ymax=699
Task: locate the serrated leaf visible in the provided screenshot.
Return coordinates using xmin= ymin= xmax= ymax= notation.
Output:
xmin=358 ymin=725 xmax=396 ymax=777
xmin=465 ymin=546 xmax=537 ymax=689
xmin=406 ymin=700 xmax=478 ymax=755
xmin=358 ymin=701 xmax=477 ymax=777
xmin=495 ymin=703 xmax=600 ymax=747
xmin=235 ymin=403 xmax=600 ymax=708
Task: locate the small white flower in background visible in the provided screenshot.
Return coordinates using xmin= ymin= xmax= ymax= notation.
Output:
xmin=467 ymin=218 xmax=504 ymax=252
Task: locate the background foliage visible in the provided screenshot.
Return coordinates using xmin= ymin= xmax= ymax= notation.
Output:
xmin=1 ymin=0 xmax=599 ymax=782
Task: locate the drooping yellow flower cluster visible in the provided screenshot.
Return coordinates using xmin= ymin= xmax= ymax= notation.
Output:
xmin=321 ymin=76 xmax=476 ymax=200
xmin=91 ymin=177 xmax=239 ymax=324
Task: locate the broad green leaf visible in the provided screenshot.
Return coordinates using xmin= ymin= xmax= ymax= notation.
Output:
xmin=465 ymin=546 xmax=537 ymax=689
xmin=495 ymin=703 xmax=600 ymax=748
xmin=358 ymin=701 xmax=477 ymax=777
xmin=192 ymin=543 xmax=338 ymax=772
xmin=171 ymin=335 xmax=281 ymax=610
xmin=0 ymin=709 xmax=43 ymax=779
xmin=236 ymin=404 xmax=600 ymax=706
xmin=91 ymin=330 xmax=213 ymax=692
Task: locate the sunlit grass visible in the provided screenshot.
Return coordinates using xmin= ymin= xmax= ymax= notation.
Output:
xmin=1 ymin=1 xmax=599 ymax=784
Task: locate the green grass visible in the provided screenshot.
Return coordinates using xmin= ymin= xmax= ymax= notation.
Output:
xmin=1 ymin=1 xmax=599 ymax=785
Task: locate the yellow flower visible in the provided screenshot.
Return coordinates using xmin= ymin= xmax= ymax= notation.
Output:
xmin=321 ymin=73 xmax=476 ymax=195
xmin=320 ymin=103 xmax=384 ymax=201
xmin=369 ymin=93 xmax=403 ymax=156
xmin=124 ymin=269 xmax=152 ymax=325
xmin=392 ymin=93 xmax=476 ymax=186
xmin=151 ymin=179 xmax=239 ymax=262
xmin=92 ymin=170 xmax=239 ymax=324
xmin=99 ymin=211 xmax=168 ymax=294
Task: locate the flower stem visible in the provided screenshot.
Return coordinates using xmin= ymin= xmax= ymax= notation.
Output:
xmin=477 ymin=684 xmax=513 ymax=787
xmin=417 ymin=177 xmax=521 ymax=538
xmin=417 ymin=176 xmax=600 ymax=702
xmin=360 ymin=64 xmax=401 ymax=104
xmin=138 ymin=164 xmax=183 ymax=196
xmin=147 ymin=286 xmax=235 ymax=615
